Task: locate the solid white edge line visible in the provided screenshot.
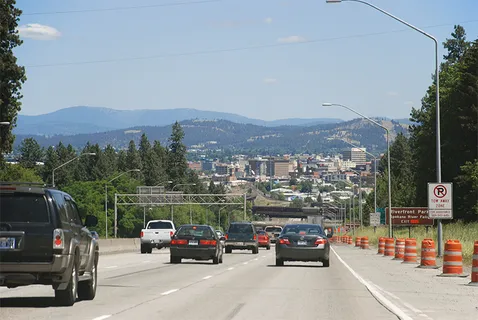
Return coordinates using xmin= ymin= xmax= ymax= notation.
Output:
xmin=104 ymin=266 xmax=118 ymax=269
xmin=92 ymin=315 xmax=112 ymax=320
xmin=330 ymin=246 xmax=414 ymax=320
xmin=202 ymin=275 xmax=212 ymax=280
xmin=161 ymin=289 xmax=179 ymax=295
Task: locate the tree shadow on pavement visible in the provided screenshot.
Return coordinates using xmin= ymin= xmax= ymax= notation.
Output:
xmin=0 ymin=297 xmax=57 ymax=308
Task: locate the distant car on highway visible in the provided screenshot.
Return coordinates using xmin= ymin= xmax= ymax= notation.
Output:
xmin=0 ymin=181 xmax=99 ymax=306
xmin=224 ymin=222 xmax=259 ymax=254
xmin=257 ymin=230 xmax=271 ymax=250
xmin=264 ymin=226 xmax=282 ymax=243
xmin=140 ymin=220 xmax=176 ymax=254
xmin=275 ymin=223 xmax=330 ymax=267
xmin=170 ymin=225 xmax=224 ymax=264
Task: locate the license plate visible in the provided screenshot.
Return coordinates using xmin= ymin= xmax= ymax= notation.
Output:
xmin=0 ymin=237 xmax=15 ymax=249
xmin=297 ymin=240 xmax=307 ymax=246
xmin=189 ymin=240 xmax=198 ymax=246
xmin=231 ymin=242 xmax=244 ymax=246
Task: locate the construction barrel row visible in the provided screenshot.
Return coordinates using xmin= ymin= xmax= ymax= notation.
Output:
xmin=329 ymin=235 xmax=478 ymax=286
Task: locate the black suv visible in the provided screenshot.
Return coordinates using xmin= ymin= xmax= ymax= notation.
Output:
xmin=224 ymin=222 xmax=259 ymax=254
xmin=0 ymin=182 xmax=99 ymax=306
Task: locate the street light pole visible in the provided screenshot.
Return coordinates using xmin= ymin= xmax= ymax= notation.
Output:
xmin=342 ymin=139 xmax=377 ymax=214
xmin=323 ymin=103 xmax=392 ymax=237
xmin=349 ymin=168 xmax=363 ymax=228
xmin=326 ymin=0 xmax=440 ymax=251
xmin=52 ymin=152 xmax=96 ymax=187
xmin=105 ymin=169 xmax=140 ymax=238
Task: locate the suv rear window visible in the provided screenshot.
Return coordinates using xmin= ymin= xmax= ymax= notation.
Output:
xmin=147 ymin=221 xmax=173 ymax=229
xmin=177 ymin=226 xmax=213 ymax=237
xmin=265 ymin=226 xmax=282 ymax=232
xmin=0 ymin=193 xmax=50 ymax=223
xmin=228 ymin=224 xmax=254 ymax=234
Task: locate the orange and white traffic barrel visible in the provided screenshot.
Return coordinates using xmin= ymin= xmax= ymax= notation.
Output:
xmin=377 ymin=237 xmax=385 ymax=255
xmin=393 ymin=238 xmax=405 ymax=260
xmin=402 ymin=238 xmax=418 ymax=264
xmin=384 ymin=238 xmax=395 ymax=257
xmin=418 ymin=238 xmax=440 ymax=269
xmin=467 ymin=241 xmax=478 ymax=286
xmin=347 ymin=236 xmax=352 ymax=245
xmin=355 ymin=237 xmax=362 ymax=247
xmin=360 ymin=236 xmax=370 ymax=250
xmin=439 ymin=240 xmax=468 ymax=277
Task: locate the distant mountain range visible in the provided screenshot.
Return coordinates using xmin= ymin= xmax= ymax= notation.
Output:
xmin=14 ymin=117 xmax=411 ymax=155
xmin=15 ymin=106 xmax=346 ymax=136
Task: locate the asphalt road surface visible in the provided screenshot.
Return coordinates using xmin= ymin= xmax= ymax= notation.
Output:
xmin=0 ymin=247 xmax=397 ymax=320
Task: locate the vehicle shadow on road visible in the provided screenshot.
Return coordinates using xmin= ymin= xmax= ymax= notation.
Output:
xmin=266 ymin=264 xmax=324 ymax=268
xmin=0 ymin=297 xmax=57 ymax=308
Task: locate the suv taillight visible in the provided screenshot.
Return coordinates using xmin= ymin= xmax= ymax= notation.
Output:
xmin=140 ymin=231 xmax=144 ymax=238
xmin=253 ymin=234 xmax=257 ymax=240
xmin=53 ymin=229 xmax=64 ymax=249
xmin=170 ymin=231 xmax=174 ymax=238
xmin=225 ymin=234 xmax=228 ymax=240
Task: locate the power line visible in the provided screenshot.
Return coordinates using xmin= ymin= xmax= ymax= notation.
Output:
xmin=25 ymin=19 xmax=478 ymax=69
xmin=22 ymin=0 xmax=223 ymax=16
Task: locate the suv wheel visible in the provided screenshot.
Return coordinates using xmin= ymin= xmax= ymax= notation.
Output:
xmin=252 ymin=247 xmax=259 ymax=254
xmin=275 ymin=258 xmax=284 ymax=266
xmin=225 ymin=246 xmax=232 ymax=254
xmin=141 ymin=244 xmax=147 ymax=254
xmin=55 ymin=257 xmax=78 ymax=306
xmin=78 ymin=255 xmax=98 ymax=300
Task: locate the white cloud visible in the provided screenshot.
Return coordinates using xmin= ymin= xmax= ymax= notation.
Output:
xmin=264 ymin=17 xmax=273 ymax=24
xmin=263 ymin=78 xmax=278 ymax=84
xmin=17 ymin=23 xmax=61 ymax=40
xmin=277 ymin=35 xmax=306 ymax=43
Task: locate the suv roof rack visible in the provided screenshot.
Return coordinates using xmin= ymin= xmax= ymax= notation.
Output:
xmin=0 ymin=181 xmax=48 ymax=187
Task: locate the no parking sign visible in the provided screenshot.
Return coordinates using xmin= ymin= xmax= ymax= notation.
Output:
xmin=427 ymin=183 xmax=453 ymax=219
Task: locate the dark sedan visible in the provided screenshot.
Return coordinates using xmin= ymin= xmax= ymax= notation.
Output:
xmin=170 ymin=225 xmax=224 ymax=264
xmin=275 ymin=224 xmax=330 ymax=267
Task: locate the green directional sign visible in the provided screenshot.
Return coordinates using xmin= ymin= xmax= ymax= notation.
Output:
xmin=377 ymin=207 xmax=386 ymax=225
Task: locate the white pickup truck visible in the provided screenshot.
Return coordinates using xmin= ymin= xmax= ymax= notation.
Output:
xmin=140 ymin=220 xmax=176 ymax=254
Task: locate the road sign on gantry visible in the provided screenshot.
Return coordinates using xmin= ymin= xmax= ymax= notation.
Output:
xmin=428 ymin=183 xmax=453 ymax=219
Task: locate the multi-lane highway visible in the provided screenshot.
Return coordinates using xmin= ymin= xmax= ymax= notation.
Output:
xmin=0 ymin=245 xmax=396 ymax=320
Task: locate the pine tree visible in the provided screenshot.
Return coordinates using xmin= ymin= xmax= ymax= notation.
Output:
xmin=0 ymin=0 xmax=27 ymax=157
xmin=167 ymin=122 xmax=188 ymax=186
xmin=18 ymin=138 xmax=43 ymax=169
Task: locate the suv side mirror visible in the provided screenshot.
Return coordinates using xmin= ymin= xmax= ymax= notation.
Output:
xmin=220 ymin=236 xmax=226 ymax=241
xmin=84 ymin=215 xmax=98 ymax=227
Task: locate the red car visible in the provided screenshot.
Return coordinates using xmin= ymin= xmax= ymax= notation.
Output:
xmin=257 ymin=230 xmax=271 ymax=250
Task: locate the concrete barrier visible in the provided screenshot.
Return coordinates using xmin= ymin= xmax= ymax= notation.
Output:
xmin=98 ymin=238 xmax=141 ymax=255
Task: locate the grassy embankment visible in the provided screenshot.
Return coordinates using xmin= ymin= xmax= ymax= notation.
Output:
xmin=351 ymin=222 xmax=478 ymax=265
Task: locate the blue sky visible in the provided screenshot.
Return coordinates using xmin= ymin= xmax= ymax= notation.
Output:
xmin=15 ymin=0 xmax=477 ymax=121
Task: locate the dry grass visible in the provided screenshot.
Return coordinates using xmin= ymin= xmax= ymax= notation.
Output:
xmin=351 ymin=222 xmax=478 ymax=265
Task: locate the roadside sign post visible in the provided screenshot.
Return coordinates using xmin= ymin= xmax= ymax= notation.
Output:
xmin=427 ymin=183 xmax=453 ymax=219
xmin=428 ymin=183 xmax=453 ymax=258
xmin=369 ymin=212 xmax=381 ymax=233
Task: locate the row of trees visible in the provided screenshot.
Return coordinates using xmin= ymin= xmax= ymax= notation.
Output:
xmin=361 ymin=26 xmax=477 ymax=223
xmin=1 ymin=122 xmax=248 ymax=237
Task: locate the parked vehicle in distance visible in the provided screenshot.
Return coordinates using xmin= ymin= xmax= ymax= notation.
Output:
xmin=265 ymin=226 xmax=283 ymax=243
xmin=0 ymin=181 xmax=99 ymax=306
xmin=275 ymin=223 xmax=330 ymax=267
xmin=216 ymin=230 xmax=225 ymax=246
xmin=90 ymin=231 xmax=99 ymax=240
xmin=224 ymin=222 xmax=259 ymax=254
xmin=140 ymin=220 xmax=176 ymax=254
xmin=257 ymin=230 xmax=271 ymax=250
xmin=170 ymin=225 xmax=224 ymax=264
